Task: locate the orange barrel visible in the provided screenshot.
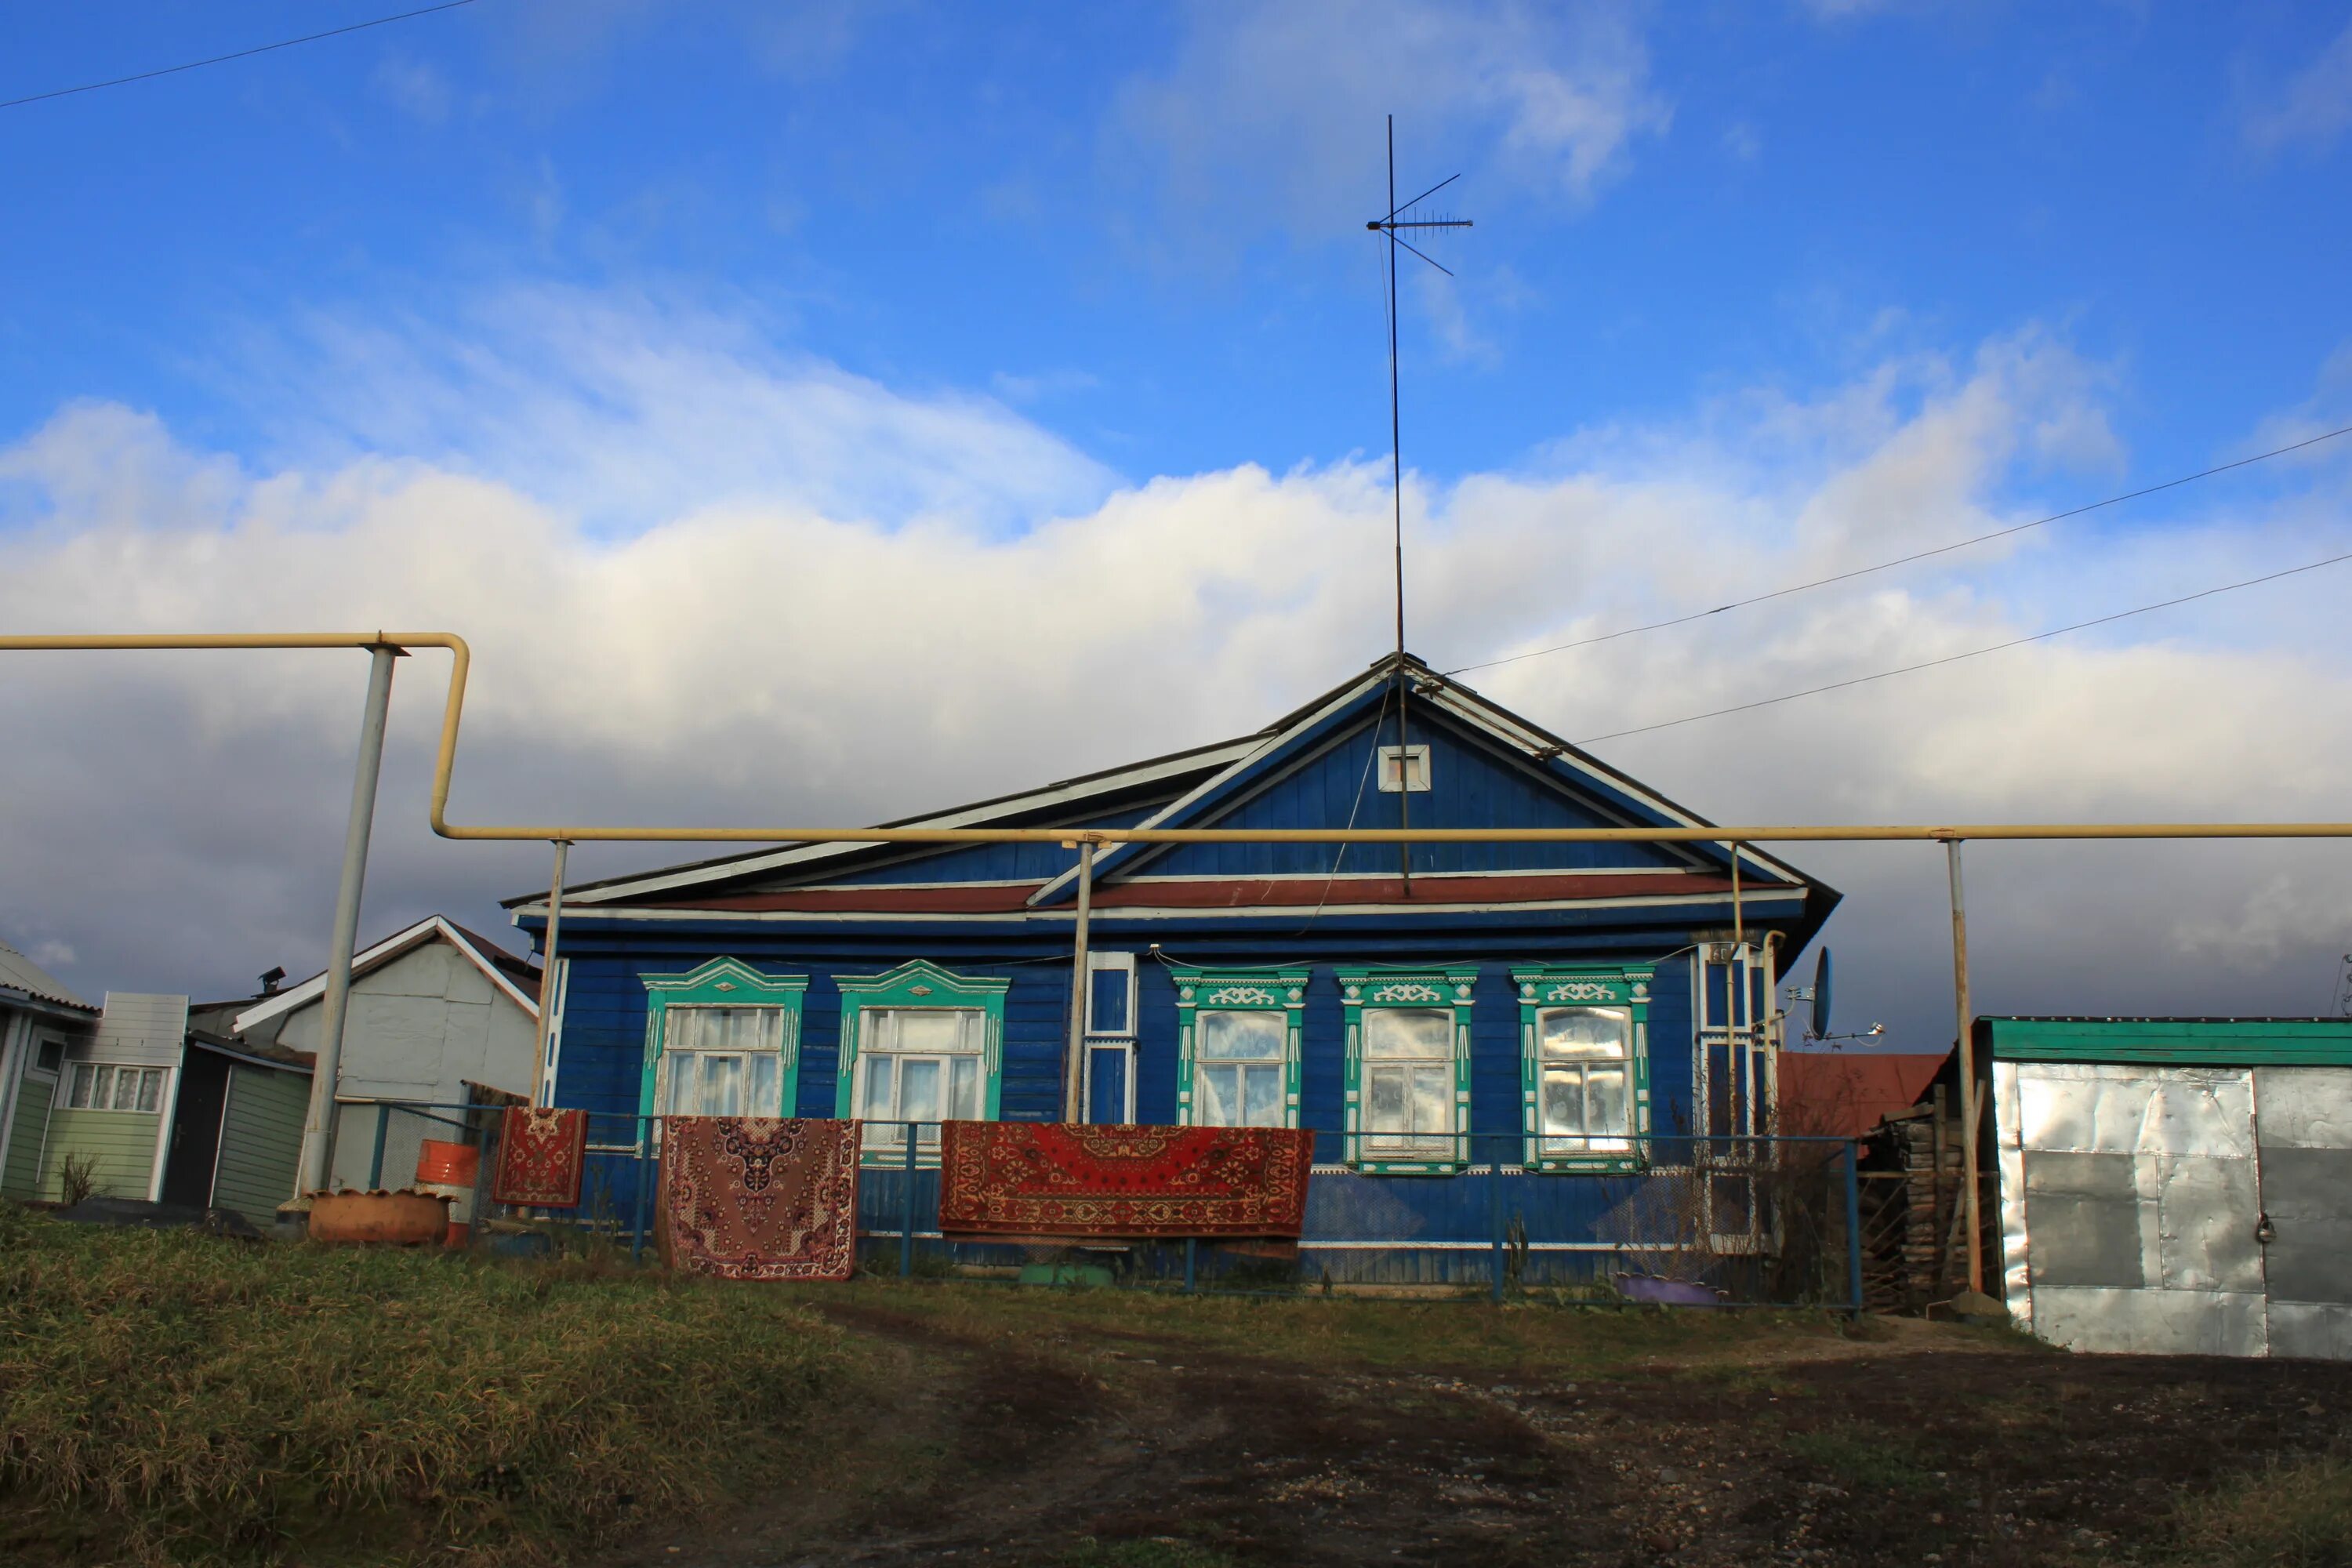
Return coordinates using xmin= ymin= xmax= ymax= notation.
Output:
xmin=416 ymin=1138 xmax=482 ymax=1246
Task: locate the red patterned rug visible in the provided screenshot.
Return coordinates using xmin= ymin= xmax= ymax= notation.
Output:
xmin=490 ymin=1106 xmax=589 ymax=1207
xmin=659 ymin=1117 xmax=860 ymax=1282
xmin=938 ymin=1122 xmax=1315 ymax=1239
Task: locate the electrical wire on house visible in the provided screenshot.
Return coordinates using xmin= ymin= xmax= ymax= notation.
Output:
xmin=1 ymin=0 xmax=481 ymax=111
xmin=1446 ymin=421 xmax=2352 ymax=678
xmin=1577 ymin=544 xmax=2352 ymax=744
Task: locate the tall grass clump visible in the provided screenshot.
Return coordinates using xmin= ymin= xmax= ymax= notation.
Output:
xmin=0 ymin=1204 xmax=863 ymax=1565
xmin=2172 ymin=1453 xmax=2352 ymax=1568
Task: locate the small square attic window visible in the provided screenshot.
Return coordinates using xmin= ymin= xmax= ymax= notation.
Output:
xmin=1377 ymin=744 xmax=1430 ymax=793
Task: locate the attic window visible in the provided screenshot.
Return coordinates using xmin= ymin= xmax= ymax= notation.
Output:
xmin=1377 ymin=745 xmax=1430 ymax=793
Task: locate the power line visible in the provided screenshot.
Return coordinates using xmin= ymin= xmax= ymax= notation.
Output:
xmin=1577 ymin=545 xmax=2352 ymax=745
xmin=0 ymin=1 xmax=481 ymax=111
xmin=1448 ymin=421 xmax=2352 ymax=677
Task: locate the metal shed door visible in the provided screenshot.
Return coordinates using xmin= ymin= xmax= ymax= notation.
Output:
xmin=2252 ymin=1069 xmax=2352 ymax=1359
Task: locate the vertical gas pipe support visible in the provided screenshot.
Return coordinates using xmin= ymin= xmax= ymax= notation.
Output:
xmin=900 ymin=1123 xmax=918 ymax=1278
xmin=1843 ymin=1138 xmax=1864 ymax=1319
xmin=529 ymin=840 xmax=569 ymax=1106
xmin=292 ymin=644 xmax=397 ymax=1204
xmin=1062 ymin=840 xmax=1094 ymax=1123
xmin=1947 ymin=839 xmax=1984 ymax=1297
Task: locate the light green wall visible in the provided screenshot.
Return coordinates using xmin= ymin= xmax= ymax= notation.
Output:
xmin=211 ymin=1066 xmax=309 ymax=1224
xmin=2 ymin=1074 xmax=54 ymax=1200
xmin=36 ymin=1109 xmax=158 ymax=1202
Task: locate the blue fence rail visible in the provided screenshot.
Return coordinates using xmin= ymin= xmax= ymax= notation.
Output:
xmin=330 ymin=1108 xmax=1862 ymax=1311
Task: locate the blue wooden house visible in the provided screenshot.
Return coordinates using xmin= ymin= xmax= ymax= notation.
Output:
xmin=506 ymin=654 xmax=1839 ymax=1281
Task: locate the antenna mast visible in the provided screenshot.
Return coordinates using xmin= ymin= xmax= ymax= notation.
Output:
xmin=1367 ymin=115 xmax=1471 ymax=890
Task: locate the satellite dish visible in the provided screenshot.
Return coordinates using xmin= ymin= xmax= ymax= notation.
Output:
xmin=1810 ymin=949 xmax=1833 ymax=1040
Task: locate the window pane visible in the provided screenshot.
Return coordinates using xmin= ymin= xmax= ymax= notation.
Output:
xmin=1089 ymin=964 xmax=1131 ymax=1036
xmin=94 ymin=1065 xmax=115 ymax=1109
xmin=1367 ymin=1065 xmax=1406 ymax=1131
xmin=1539 ymin=1007 xmax=1630 ymax=1060
xmin=748 ymin=1053 xmax=780 ymax=1116
xmin=1196 ymin=1064 xmax=1236 ymax=1127
xmin=901 ymin=1058 xmax=943 ymax=1124
xmin=861 ymin=1056 xmax=895 ymax=1131
xmin=68 ymin=1064 xmax=92 ymax=1109
xmin=892 ymin=1011 xmax=973 ymax=1054
xmin=702 ymin=1054 xmax=742 ymax=1117
xmin=1365 ymin=1007 xmax=1451 ymax=1059
xmin=666 ymin=1054 xmax=697 ymax=1116
xmin=136 ymin=1070 xmax=163 ymax=1112
xmin=1410 ymin=1065 xmax=1450 ymax=1134
xmin=1196 ymin=1010 xmax=1284 ymax=1062
xmin=949 ymin=1055 xmax=980 ymax=1120
xmin=1242 ymin=1064 xmax=1283 ymax=1127
xmin=1541 ymin=1067 xmax=1581 ymax=1138
xmin=35 ymin=1038 xmax=64 ymax=1074
xmin=113 ymin=1069 xmax=140 ymax=1111
xmin=1585 ymin=1063 xmax=1629 ymax=1138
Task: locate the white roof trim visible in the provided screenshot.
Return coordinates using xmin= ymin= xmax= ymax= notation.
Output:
xmin=232 ymin=916 xmax=539 ymax=1034
xmin=556 ymin=738 xmax=1259 ymax=907
xmin=512 ymin=887 xmax=1806 ymax=924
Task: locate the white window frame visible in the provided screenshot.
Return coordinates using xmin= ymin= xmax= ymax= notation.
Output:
xmin=658 ymin=1005 xmax=791 ymax=1120
xmin=1174 ymin=971 xmax=1307 ymax=1131
xmin=1377 ymin=744 xmax=1431 ymax=792
xmin=852 ymin=1007 xmax=987 ymax=1155
xmin=66 ymin=1062 xmax=169 ymax=1113
xmin=1085 ymin=950 xmax=1138 ymax=1038
xmin=1338 ymin=967 xmax=1476 ymax=1174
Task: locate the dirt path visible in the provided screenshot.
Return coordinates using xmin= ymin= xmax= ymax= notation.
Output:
xmin=603 ymin=1298 xmax=2352 ymax=1568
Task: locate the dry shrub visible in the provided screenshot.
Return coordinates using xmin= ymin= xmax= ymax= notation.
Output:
xmin=0 ymin=1203 xmax=862 ymax=1565
xmin=54 ymin=1152 xmax=99 ymax=1209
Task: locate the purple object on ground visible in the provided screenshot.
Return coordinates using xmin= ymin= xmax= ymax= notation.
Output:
xmin=1615 ymin=1272 xmax=1724 ymax=1306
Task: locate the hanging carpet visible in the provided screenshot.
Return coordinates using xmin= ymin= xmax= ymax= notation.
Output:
xmin=938 ymin=1121 xmax=1315 ymax=1240
xmin=659 ymin=1116 xmax=861 ymax=1281
xmin=489 ymin=1105 xmax=590 ymax=1207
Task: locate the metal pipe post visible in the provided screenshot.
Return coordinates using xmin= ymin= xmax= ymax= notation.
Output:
xmin=292 ymin=644 xmax=397 ymax=1203
xmin=630 ymin=1123 xmax=650 ymax=1263
xmin=1062 ymin=841 xmax=1094 ymax=1123
xmin=529 ymin=840 xmax=569 ymax=1106
xmin=1947 ymin=840 xmax=1984 ymax=1296
xmin=1843 ymin=1139 xmax=1864 ymax=1319
xmin=1184 ymin=1236 xmax=1198 ymax=1294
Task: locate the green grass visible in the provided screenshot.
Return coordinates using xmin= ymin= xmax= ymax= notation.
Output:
xmin=1784 ymin=1425 xmax=1943 ymax=1497
xmin=2172 ymin=1454 xmax=2352 ymax=1568
xmin=0 ymin=1205 xmax=866 ymax=1566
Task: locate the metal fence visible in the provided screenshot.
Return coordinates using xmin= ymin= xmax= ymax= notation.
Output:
xmin=336 ymin=1108 xmax=1861 ymax=1310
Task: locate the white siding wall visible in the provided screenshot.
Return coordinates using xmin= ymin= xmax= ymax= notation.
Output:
xmin=88 ymin=994 xmax=190 ymax=1069
xmin=271 ymin=940 xmax=535 ymax=1191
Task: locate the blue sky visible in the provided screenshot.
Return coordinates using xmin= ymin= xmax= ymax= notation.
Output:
xmin=3 ymin=2 xmax=2351 ymax=1042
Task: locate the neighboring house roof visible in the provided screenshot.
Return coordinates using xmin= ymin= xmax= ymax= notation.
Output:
xmin=230 ymin=916 xmax=540 ymax=1035
xmin=1778 ymin=1051 xmax=1951 ymax=1138
xmin=0 ymin=938 xmax=96 ymax=1014
xmin=511 ymin=652 xmax=1838 ymax=946
xmin=187 ymin=1030 xmax=314 ymax=1074
xmin=1978 ymin=1015 xmax=2352 ymax=1069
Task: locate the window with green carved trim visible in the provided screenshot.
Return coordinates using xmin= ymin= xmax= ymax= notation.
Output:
xmin=833 ymin=960 xmax=1010 ymax=1164
xmin=1172 ymin=970 xmax=1306 ymax=1131
xmin=637 ymin=960 xmax=809 ymax=1131
xmin=1338 ymin=967 xmax=1476 ymax=1174
xmin=1512 ymin=964 xmax=1654 ymax=1174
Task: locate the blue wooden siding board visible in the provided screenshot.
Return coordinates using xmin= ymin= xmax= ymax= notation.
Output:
xmin=1142 ymin=717 xmax=1705 ymax=880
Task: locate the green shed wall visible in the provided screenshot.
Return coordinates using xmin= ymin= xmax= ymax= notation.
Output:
xmin=36 ymin=1109 xmax=158 ymax=1201
xmin=2 ymin=1075 xmax=54 ymax=1200
xmin=209 ymin=1066 xmax=308 ymax=1224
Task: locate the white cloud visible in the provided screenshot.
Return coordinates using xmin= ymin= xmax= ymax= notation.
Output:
xmin=372 ymin=55 xmax=454 ymax=125
xmin=1109 ymin=0 xmax=1671 ymax=250
xmin=5 ymin=289 xmax=2351 ymax=1051
xmin=2244 ymin=18 xmax=2352 ymax=152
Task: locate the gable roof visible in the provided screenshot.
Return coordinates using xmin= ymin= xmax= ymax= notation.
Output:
xmin=0 ymin=938 xmax=95 ymax=1015
xmin=506 ymin=652 xmax=1835 ymax=940
xmin=231 ymin=916 xmax=540 ymax=1035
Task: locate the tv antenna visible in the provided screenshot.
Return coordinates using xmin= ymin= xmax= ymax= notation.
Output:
xmin=1366 ymin=115 xmax=1471 ymax=888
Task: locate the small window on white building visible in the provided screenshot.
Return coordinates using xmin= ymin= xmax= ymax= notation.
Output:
xmin=67 ymin=1063 xmax=165 ymax=1112
xmin=1377 ymin=744 xmax=1431 ymax=792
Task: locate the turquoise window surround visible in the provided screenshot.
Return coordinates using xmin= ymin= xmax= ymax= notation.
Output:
xmin=637 ymin=959 xmax=810 ymax=1129
xmin=1512 ymin=964 xmax=1654 ymax=1174
xmin=833 ymin=960 xmax=1011 ymax=1163
xmin=1336 ymin=966 xmax=1478 ymax=1174
xmin=1171 ymin=968 xmax=1308 ymax=1131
